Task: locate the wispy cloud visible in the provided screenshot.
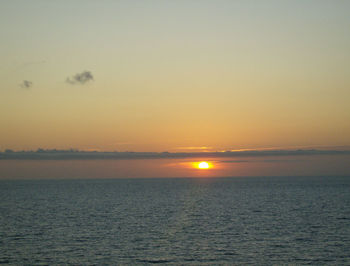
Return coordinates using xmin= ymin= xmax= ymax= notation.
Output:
xmin=217 ymin=159 xmax=303 ymax=163
xmin=9 ymin=60 xmax=47 ymax=73
xmin=19 ymin=80 xmax=33 ymax=89
xmin=66 ymin=71 xmax=94 ymax=85
xmin=113 ymin=142 xmax=134 ymax=146
xmin=228 ymin=145 xmax=350 ymax=152
xmin=17 ymin=60 xmax=46 ymax=70
xmin=174 ymin=146 xmax=213 ymax=151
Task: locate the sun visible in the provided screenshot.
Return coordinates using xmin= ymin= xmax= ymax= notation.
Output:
xmin=190 ymin=161 xmax=213 ymax=170
xmin=198 ymin=161 xmax=210 ymax=169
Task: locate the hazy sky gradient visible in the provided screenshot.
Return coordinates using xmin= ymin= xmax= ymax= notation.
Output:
xmin=1 ymin=0 xmax=350 ymax=152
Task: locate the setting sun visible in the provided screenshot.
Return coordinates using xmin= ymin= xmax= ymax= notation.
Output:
xmin=198 ymin=161 xmax=210 ymax=169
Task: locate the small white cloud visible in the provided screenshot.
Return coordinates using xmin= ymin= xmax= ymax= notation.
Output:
xmin=66 ymin=71 xmax=94 ymax=85
xmin=19 ymin=80 xmax=33 ymax=89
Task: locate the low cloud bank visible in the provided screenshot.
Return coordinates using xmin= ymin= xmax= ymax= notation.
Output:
xmin=1 ymin=149 xmax=350 ymax=160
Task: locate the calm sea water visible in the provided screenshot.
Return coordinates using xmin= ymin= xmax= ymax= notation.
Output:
xmin=1 ymin=176 xmax=350 ymax=265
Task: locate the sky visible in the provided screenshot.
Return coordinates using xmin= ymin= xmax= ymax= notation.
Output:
xmin=1 ymin=1 xmax=350 ymax=178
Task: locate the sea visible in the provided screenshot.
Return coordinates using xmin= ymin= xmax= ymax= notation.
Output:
xmin=1 ymin=176 xmax=350 ymax=265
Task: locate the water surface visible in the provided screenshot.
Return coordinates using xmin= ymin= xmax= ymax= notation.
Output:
xmin=1 ymin=176 xmax=350 ymax=264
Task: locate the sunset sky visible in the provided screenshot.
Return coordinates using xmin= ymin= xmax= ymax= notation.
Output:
xmin=1 ymin=1 xmax=350 ymax=178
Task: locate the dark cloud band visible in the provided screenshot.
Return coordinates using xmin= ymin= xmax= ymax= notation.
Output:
xmin=1 ymin=149 xmax=349 ymax=160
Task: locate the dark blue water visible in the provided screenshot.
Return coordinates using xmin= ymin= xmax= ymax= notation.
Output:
xmin=1 ymin=176 xmax=350 ymax=265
